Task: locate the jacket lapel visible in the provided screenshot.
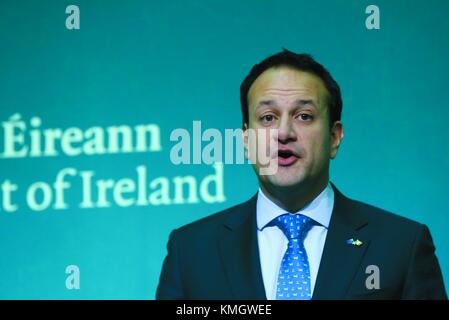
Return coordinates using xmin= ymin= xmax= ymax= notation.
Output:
xmin=312 ymin=183 xmax=370 ymax=299
xmin=218 ymin=184 xmax=371 ymax=300
xmin=218 ymin=195 xmax=267 ymax=300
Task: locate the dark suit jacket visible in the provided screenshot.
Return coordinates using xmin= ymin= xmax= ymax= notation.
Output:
xmin=156 ymin=183 xmax=447 ymax=299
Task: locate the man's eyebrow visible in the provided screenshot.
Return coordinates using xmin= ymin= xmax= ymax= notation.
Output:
xmin=255 ymin=99 xmax=318 ymax=109
xmin=294 ymin=99 xmax=317 ymax=108
xmin=255 ymin=100 xmax=276 ymax=108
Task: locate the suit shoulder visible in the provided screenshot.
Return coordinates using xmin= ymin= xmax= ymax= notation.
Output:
xmin=349 ymin=197 xmax=424 ymax=232
xmin=173 ymin=198 xmax=254 ymax=237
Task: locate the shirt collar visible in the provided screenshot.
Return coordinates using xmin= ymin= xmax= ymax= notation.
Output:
xmin=256 ymin=182 xmax=334 ymax=231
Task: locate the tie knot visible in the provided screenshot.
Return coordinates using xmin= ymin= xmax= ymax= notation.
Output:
xmin=272 ymin=214 xmax=314 ymax=241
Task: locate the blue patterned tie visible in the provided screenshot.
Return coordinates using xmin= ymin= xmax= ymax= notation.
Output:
xmin=272 ymin=214 xmax=314 ymax=300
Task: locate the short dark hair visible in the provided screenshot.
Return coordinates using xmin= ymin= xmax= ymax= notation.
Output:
xmin=240 ymin=49 xmax=342 ymax=128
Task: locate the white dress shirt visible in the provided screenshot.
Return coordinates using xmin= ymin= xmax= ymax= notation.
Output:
xmin=256 ymin=182 xmax=334 ymax=300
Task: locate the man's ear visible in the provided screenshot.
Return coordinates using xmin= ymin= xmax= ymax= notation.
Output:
xmin=330 ymin=121 xmax=344 ymax=159
xmin=242 ymin=123 xmax=250 ymax=160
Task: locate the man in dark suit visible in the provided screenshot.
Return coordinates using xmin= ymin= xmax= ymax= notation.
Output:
xmin=156 ymin=49 xmax=447 ymax=300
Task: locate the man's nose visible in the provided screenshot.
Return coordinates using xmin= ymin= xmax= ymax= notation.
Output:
xmin=277 ymin=116 xmax=297 ymax=143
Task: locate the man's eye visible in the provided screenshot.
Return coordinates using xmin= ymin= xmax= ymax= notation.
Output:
xmin=298 ymin=113 xmax=313 ymax=121
xmin=260 ymin=114 xmax=275 ymax=123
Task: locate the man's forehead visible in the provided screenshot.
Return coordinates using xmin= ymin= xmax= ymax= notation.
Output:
xmin=248 ymin=66 xmax=328 ymax=107
xmin=256 ymin=98 xmax=318 ymax=110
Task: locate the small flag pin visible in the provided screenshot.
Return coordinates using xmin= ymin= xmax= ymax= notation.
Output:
xmin=346 ymin=238 xmax=363 ymax=247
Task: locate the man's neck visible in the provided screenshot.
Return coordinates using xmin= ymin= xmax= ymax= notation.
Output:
xmin=259 ymin=179 xmax=329 ymax=213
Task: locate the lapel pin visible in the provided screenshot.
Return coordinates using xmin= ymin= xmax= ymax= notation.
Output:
xmin=346 ymin=238 xmax=363 ymax=247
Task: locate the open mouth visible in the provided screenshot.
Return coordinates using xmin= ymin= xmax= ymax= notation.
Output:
xmin=277 ymin=149 xmax=299 ymax=166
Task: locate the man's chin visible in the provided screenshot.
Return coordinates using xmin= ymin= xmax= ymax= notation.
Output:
xmin=262 ymin=173 xmax=306 ymax=189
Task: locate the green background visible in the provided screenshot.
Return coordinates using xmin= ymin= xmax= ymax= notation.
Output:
xmin=0 ymin=0 xmax=448 ymax=299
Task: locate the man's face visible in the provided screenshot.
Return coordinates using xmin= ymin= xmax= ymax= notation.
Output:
xmin=243 ymin=66 xmax=343 ymax=190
